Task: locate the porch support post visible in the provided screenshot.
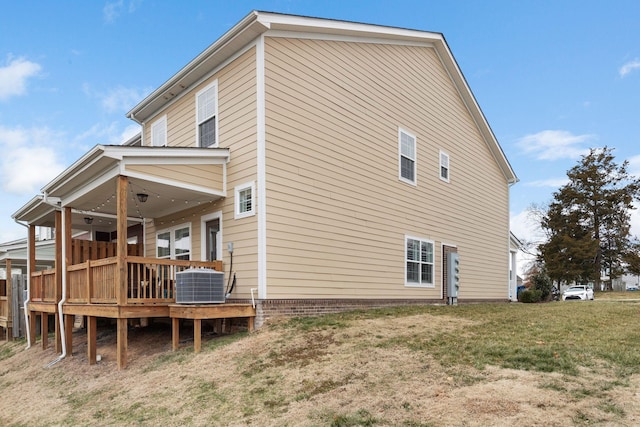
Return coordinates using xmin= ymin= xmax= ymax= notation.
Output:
xmin=116 ymin=175 xmax=128 ymax=305
xmin=28 ymin=225 xmax=36 ymax=345
xmin=6 ymin=259 xmax=12 ymax=341
xmin=116 ymin=175 xmax=128 ymax=370
xmin=117 ymin=318 xmax=127 ymax=369
xmin=54 ymin=210 xmax=62 ymax=353
xmin=87 ymin=316 xmax=96 ymax=365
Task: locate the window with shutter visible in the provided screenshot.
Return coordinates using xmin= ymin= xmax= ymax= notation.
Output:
xmin=196 ymin=81 xmax=218 ymax=148
xmin=151 ymin=115 xmax=167 ymax=147
xmin=440 ymin=150 xmax=450 ymax=182
xmin=399 ymin=128 xmax=416 ymax=185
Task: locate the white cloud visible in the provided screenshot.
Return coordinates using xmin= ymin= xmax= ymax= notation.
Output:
xmin=628 ymin=154 xmax=640 ymax=177
xmin=517 ymin=130 xmax=594 ymax=161
xmin=120 ymin=124 xmax=141 ymax=144
xmin=620 ymin=59 xmax=640 ymax=78
xmin=75 ymin=121 xmax=141 ymax=146
xmin=0 ymin=126 xmax=66 ymax=194
xmin=103 ymin=0 xmax=141 ymax=23
xmin=103 ymin=0 xmax=124 ymax=23
xmin=524 ymin=178 xmax=569 ymax=188
xmin=0 ymin=56 xmax=42 ymax=101
xmin=101 ymin=85 xmax=149 ymax=114
xmin=83 ymin=83 xmax=150 ymax=114
xmin=75 ymin=122 xmax=120 ymax=145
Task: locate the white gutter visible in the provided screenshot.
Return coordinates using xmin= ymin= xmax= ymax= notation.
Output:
xmin=13 ymin=219 xmax=31 ymax=349
xmin=47 ymin=207 xmax=68 ymax=367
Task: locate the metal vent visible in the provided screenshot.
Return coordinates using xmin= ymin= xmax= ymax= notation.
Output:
xmin=175 ymin=268 xmax=225 ymax=304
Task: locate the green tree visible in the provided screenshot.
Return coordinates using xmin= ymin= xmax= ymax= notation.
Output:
xmin=538 ymin=147 xmax=640 ymax=290
xmin=623 ymin=241 xmax=640 ymax=277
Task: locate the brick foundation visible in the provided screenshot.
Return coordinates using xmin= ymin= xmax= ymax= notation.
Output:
xmin=227 ymin=298 xmax=460 ymax=329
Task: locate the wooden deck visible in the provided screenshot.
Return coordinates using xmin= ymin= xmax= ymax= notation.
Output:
xmin=27 ymin=248 xmax=256 ymax=369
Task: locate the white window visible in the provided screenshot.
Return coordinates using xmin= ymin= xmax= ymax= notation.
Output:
xmin=235 ymin=181 xmax=255 ymax=219
xmin=405 ymin=236 xmax=434 ymax=287
xmin=196 ymin=80 xmax=218 ymax=148
xmin=151 ymin=115 xmax=167 ymax=147
xmin=156 ymin=224 xmax=191 ymax=260
xmin=399 ymin=128 xmax=416 ymax=185
xmin=440 ymin=150 xmax=450 ymax=182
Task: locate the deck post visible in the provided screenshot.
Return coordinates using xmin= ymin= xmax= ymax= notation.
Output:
xmin=87 ymin=316 xmax=96 ymax=365
xmin=117 ymin=318 xmax=127 ymax=369
xmin=64 ymin=314 xmax=73 ymax=355
xmin=172 ymin=318 xmax=180 ymax=351
xmin=194 ymin=319 xmax=202 ymax=353
xmin=29 ymin=312 xmax=37 ymax=345
xmin=41 ymin=313 xmax=48 ymax=349
xmin=54 ymin=315 xmax=61 ymax=353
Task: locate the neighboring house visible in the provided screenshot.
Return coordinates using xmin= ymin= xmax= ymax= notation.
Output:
xmin=0 ymin=237 xmax=55 ymax=340
xmin=509 ymin=232 xmax=523 ymax=301
xmin=11 ymin=11 xmax=518 ymax=368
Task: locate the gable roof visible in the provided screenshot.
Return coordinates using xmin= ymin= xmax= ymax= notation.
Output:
xmin=127 ymin=10 xmax=517 ymax=184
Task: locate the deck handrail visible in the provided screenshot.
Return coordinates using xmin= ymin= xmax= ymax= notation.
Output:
xmin=65 ymin=256 xmax=223 ymax=305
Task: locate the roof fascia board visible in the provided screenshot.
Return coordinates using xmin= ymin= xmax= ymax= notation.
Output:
xmin=60 ymin=167 xmax=120 ymax=207
xmin=127 ymin=11 xmax=268 ymax=122
xmin=258 ymin=12 xmax=443 ymax=42
xmin=123 ymin=157 xmax=229 ymax=167
xmin=42 ymin=145 xmax=106 ymax=194
xmin=265 ymin=29 xmax=435 ymax=48
xmin=102 ymin=145 xmax=230 ymax=161
xmin=123 ymin=169 xmax=227 ymax=198
xmin=431 ymin=40 xmax=518 ymax=184
xmin=135 ymin=40 xmax=259 ymax=126
xmin=11 ymin=195 xmax=45 ymax=220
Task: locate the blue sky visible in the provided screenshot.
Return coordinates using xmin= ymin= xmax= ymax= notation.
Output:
xmin=1 ymin=1 xmax=640 ymax=269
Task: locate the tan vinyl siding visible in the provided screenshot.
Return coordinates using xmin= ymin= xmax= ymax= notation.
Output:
xmin=218 ymin=47 xmax=259 ymax=297
xmin=264 ymin=37 xmax=508 ymax=300
xmin=141 ymin=47 xmax=259 ymax=298
xmin=126 ymin=164 xmax=225 ymax=191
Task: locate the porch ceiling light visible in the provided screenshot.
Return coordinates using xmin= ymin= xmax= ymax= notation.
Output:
xmin=84 ymin=217 xmax=94 ymax=225
xmin=136 ymin=193 xmax=149 ymax=203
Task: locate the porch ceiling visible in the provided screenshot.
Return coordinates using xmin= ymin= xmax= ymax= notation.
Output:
xmin=71 ymin=174 xmax=223 ymax=220
xmin=13 ymin=145 xmax=229 ymax=227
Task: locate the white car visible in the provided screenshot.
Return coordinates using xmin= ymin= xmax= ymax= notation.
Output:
xmin=562 ymin=285 xmax=594 ymax=301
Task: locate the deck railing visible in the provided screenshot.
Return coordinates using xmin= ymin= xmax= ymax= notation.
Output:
xmin=30 ymin=270 xmax=57 ymax=303
xmin=29 ymin=239 xmax=144 ymax=304
xmin=66 ymin=256 xmax=223 ymax=305
xmin=0 ymin=279 xmax=7 ymax=319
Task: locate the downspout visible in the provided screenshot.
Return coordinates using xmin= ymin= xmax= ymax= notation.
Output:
xmin=13 ymin=219 xmax=31 ymax=349
xmin=48 ymin=207 xmax=68 ymax=367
